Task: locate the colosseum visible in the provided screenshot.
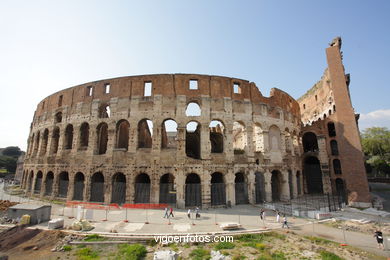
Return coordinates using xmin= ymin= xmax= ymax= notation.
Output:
xmin=21 ymin=37 xmax=371 ymax=208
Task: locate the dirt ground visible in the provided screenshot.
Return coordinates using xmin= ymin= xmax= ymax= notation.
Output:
xmin=0 ymin=200 xmax=17 ymax=211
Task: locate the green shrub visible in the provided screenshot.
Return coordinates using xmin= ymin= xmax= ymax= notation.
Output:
xmin=214 ymin=241 xmax=235 ymax=250
xmin=84 ymin=234 xmax=106 ymax=242
xmin=319 ymin=250 xmax=344 ymax=260
xmin=116 ymin=244 xmax=147 ymax=260
xmin=271 ymin=251 xmax=286 ymax=260
xmin=63 ymin=245 xmax=72 ymax=251
xmin=189 ymin=248 xmax=211 ymax=260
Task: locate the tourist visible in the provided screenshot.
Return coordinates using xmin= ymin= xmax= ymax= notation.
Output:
xmin=374 ymin=230 xmax=384 ymax=250
xmin=260 ymin=209 xmax=264 ymax=220
xmin=276 ymin=211 xmax=280 ymax=223
xmin=282 ymin=215 xmax=289 ymax=229
xmin=187 ymin=208 xmax=191 ymax=219
xmin=169 ymin=207 xmax=174 ymax=218
xmin=195 ymin=207 xmax=200 ymax=219
xmin=163 ymin=207 xmax=169 ymax=218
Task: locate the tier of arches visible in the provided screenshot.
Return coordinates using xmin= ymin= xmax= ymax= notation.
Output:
xmin=21 ymin=169 xmax=304 ymax=206
xmin=26 ymin=118 xmax=299 ymax=160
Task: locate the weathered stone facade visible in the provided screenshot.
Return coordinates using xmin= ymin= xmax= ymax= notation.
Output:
xmin=21 ymin=37 xmax=370 ymax=208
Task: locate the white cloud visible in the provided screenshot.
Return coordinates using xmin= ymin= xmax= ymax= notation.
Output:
xmin=359 ymin=109 xmax=390 ymax=130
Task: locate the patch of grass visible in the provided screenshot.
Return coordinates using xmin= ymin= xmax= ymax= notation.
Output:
xmin=77 ymin=244 xmax=86 ymax=248
xmin=84 ymin=234 xmax=106 ymax=242
xmin=189 ymin=248 xmax=210 ymax=260
xmin=243 ymin=242 xmax=267 ymax=251
xmin=147 ymin=239 xmax=157 ymax=246
xmin=305 ymin=236 xmax=337 ymax=245
xmin=63 ymin=245 xmax=72 ymax=251
xmin=319 ymin=250 xmax=344 ymax=260
xmin=232 ymin=255 xmax=246 ymax=260
xmin=221 ymin=250 xmax=230 ymax=256
xmin=75 ymin=247 xmax=99 ymax=260
xmin=183 ymin=243 xmax=190 ymax=248
xmin=214 ymin=241 xmax=235 ymax=250
xmin=116 ymin=244 xmax=147 ymax=260
xmin=169 ymin=243 xmax=179 ymax=251
xmin=236 ymin=232 xmax=285 ymax=243
xmin=271 ymin=251 xmax=286 ymax=260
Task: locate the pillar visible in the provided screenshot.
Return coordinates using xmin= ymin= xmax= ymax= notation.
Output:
xmin=264 ymin=170 xmax=272 ymax=202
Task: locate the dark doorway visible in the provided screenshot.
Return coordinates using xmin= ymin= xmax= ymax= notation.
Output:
xmin=335 ymin=178 xmax=347 ymax=203
xmin=302 ymin=132 xmax=318 ymax=152
xmin=58 ymin=172 xmax=69 ymax=198
xmin=34 ymin=171 xmax=43 ymax=194
xmin=304 ymin=156 xmax=323 ymax=194
xmin=235 ymin=172 xmax=248 ymax=204
xmin=185 ymin=173 xmax=201 ymax=207
xmin=134 ymin=173 xmax=150 ymax=203
xmin=90 ymin=172 xmax=105 ymax=202
xmin=112 ymin=173 xmax=126 ymax=204
xmin=186 ymin=122 xmax=201 ymax=159
xmin=73 ymin=172 xmax=84 ymax=201
xmin=159 ymin=174 xmax=176 ymax=204
xmin=45 ymin=172 xmax=54 ymax=196
xmin=255 ymin=172 xmax=265 ymax=203
xmin=271 ymin=170 xmax=282 ymax=201
xmin=211 ymin=172 xmax=226 ymax=206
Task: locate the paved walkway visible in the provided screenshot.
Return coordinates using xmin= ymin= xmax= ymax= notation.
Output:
xmin=1 ymin=183 xmax=389 ymax=257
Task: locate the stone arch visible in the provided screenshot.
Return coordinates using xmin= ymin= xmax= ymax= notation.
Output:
xmin=58 ymin=172 xmax=69 ymax=198
xmin=64 ymin=124 xmax=74 ymax=150
xmin=134 ymin=173 xmax=151 ymax=203
xmin=99 ymin=104 xmax=111 ymax=118
xmin=137 ymin=119 xmax=153 ymax=148
xmin=161 ymin=119 xmax=178 ymax=149
xmin=333 ymin=159 xmax=342 ymax=174
xmin=302 ymin=132 xmax=318 ymax=152
xmin=185 ymin=102 xmax=201 ymax=116
xmin=34 ymin=131 xmax=40 ymax=155
xmin=328 ymin=122 xmax=336 ymax=137
xmin=255 ymin=172 xmax=265 ymax=203
xmin=90 ymin=172 xmax=105 ymax=202
xmin=185 ymin=173 xmax=202 ymax=207
xmin=253 ymin=123 xmax=263 ymax=152
xmin=111 ymin=172 xmax=126 ymax=204
xmin=159 ymin=173 xmax=176 ymax=204
xmin=73 ymin=172 xmax=85 ymax=201
xmin=269 ymin=125 xmax=281 ymax=151
xmin=233 ymin=121 xmax=247 ymax=153
xmin=28 ymin=171 xmax=34 ymax=192
xmin=79 ymin=122 xmax=90 ymax=148
xmin=34 ymin=171 xmax=43 ymax=194
xmin=116 ymin=120 xmax=130 ymax=149
xmin=41 ymin=129 xmax=49 ymax=155
xmin=45 ymin=171 xmax=54 ymax=196
xmin=209 ymin=120 xmax=224 ymax=153
xmin=52 ymin=127 xmax=60 ymax=154
xmin=235 ymin=172 xmax=248 ymax=204
xmin=271 ymin=170 xmax=282 ymax=201
xmin=96 ymin=122 xmax=108 ymax=154
xmin=186 ymin=121 xmax=201 ymax=159
xmin=29 ymin=133 xmax=35 ymax=155
xmin=55 ymin=112 xmax=62 ymax=123
xmin=304 ymin=156 xmax=323 ymax=194
xmin=211 ymin=172 xmax=226 ymax=206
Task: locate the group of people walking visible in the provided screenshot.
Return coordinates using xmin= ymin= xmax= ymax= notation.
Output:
xmin=163 ymin=206 xmax=201 ymax=219
xmin=260 ymin=209 xmax=289 ymax=228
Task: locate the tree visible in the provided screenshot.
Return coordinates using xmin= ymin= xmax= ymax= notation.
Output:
xmin=0 ymin=156 xmax=17 ymax=173
xmin=361 ymin=127 xmax=390 ymax=176
xmin=2 ymin=146 xmax=22 ymax=157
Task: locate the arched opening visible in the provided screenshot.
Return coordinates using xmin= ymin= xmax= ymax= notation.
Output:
xmin=64 ymin=124 xmax=74 ymax=150
xmin=335 ymin=178 xmax=346 ymax=203
xmin=304 ymin=156 xmax=323 ymax=194
xmin=55 ymin=112 xmax=62 ymax=123
xmin=45 ymin=172 xmax=54 ymax=196
xmin=269 ymin=125 xmax=281 ymax=151
xmin=271 ymin=170 xmax=282 ymax=201
xmin=185 ymin=102 xmax=201 ymax=116
xmin=211 ymin=172 xmax=226 ymax=206
xmin=185 ymin=173 xmax=201 ymax=207
xmin=186 ymin=121 xmax=201 ymax=159
xmin=235 ymin=172 xmax=248 ymax=204
xmin=73 ymin=172 xmax=85 ymax=201
xmin=28 ymin=171 xmax=34 ymax=192
xmin=330 ymin=140 xmax=339 ymax=155
xmin=138 ymin=119 xmax=153 ymax=148
xmin=209 ymin=120 xmax=224 ymax=153
xmin=111 ymin=173 xmax=126 ymax=204
xmin=159 ymin=173 xmax=176 ymax=204
xmin=328 ymin=122 xmax=336 ymax=137
xmin=99 ymin=104 xmax=111 ymax=118
xmin=58 ymin=172 xmax=69 ymax=198
xmin=97 ymin=123 xmax=108 ymax=154
xmin=34 ymin=132 xmax=40 ymax=155
xmin=52 ymin=127 xmax=60 ymax=154
xmin=302 ymin=132 xmax=318 ymax=153
xmin=41 ymin=129 xmax=49 ymax=155
xmin=28 ymin=134 xmax=34 ymax=155
xmin=161 ymin=119 xmax=177 ymax=149
xmin=333 ymin=159 xmax=342 ymax=174
xmin=90 ymin=172 xmax=105 ymax=202
xmin=79 ymin=123 xmax=89 ymax=148
xmin=255 ymin=172 xmax=265 ymax=203
xmin=233 ymin=121 xmax=246 ymax=154
xmin=34 ymin=171 xmax=43 ymax=194
xmin=134 ymin=173 xmax=151 ymax=203
xmin=116 ymin=120 xmax=130 ymax=149
xmin=288 ymin=170 xmax=293 ymax=199
xmin=296 ymin=171 xmax=301 ymax=195
xmin=253 ymin=123 xmax=263 ymax=152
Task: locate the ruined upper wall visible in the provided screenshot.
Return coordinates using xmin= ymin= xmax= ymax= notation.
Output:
xmin=33 ymin=74 xmax=301 ymax=120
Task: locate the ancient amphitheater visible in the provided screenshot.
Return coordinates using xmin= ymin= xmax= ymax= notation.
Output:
xmin=21 ymin=38 xmax=371 ymax=208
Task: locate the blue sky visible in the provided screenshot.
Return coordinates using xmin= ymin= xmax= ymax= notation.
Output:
xmin=1 ymin=0 xmax=389 ymax=150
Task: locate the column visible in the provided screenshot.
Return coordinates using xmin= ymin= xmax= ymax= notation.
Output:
xmin=264 ymin=170 xmax=272 ymax=202
xmin=281 ymin=170 xmax=291 ymax=201
xmin=247 ymin=169 xmax=255 ymax=204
